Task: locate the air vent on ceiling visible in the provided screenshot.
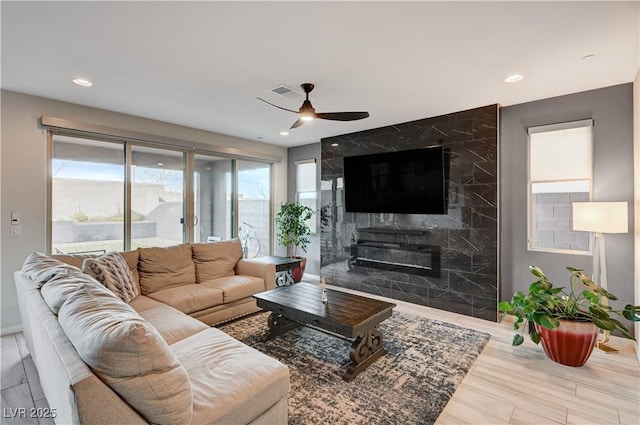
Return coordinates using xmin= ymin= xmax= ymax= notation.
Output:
xmin=269 ymin=84 xmax=304 ymax=100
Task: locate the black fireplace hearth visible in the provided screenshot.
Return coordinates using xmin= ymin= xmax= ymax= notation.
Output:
xmin=350 ymin=239 xmax=440 ymax=277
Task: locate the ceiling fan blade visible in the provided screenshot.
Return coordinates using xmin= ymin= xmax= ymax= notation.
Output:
xmin=290 ymin=118 xmax=305 ymax=129
xmin=256 ymin=97 xmax=298 ymax=114
xmin=315 ymin=111 xmax=370 ymax=121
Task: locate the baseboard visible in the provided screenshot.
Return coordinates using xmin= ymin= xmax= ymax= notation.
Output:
xmin=303 ymin=273 xmax=320 ymax=283
xmin=1 ymin=324 xmax=23 ymax=336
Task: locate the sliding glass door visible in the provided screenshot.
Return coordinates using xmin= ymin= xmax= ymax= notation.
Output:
xmin=193 ymin=154 xmax=233 ymax=243
xmin=51 ymin=135 xmax=126 ymax=254
xmin=131 ymin=146 xmax=186 ymax=248
xmin=237 ymin=160 xmax=271 ymax=257
xmin=49 ymin=133 xmax=273 ymax=255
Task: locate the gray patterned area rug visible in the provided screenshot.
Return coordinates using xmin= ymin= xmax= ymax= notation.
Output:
xmin=218 ymin=310 xmax=490 ymax=425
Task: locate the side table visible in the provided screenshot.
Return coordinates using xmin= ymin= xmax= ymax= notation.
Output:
xmin=254 ymin=256 xmax=302 ymax=287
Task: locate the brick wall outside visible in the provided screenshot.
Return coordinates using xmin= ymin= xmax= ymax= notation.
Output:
xmin=531 ymin=192 xmax=590 ymax=251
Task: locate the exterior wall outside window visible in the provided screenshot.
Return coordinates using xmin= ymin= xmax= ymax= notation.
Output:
xmin=528 ymin=122 xmax=593 ymax=254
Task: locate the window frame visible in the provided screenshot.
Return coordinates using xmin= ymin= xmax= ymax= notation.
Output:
xmin=526 ymin=119 xmax=594 ymax=255
xmin=295 ymin=158 xmax=318 ymax=234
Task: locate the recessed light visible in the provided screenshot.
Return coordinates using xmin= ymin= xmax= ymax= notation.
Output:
xmin=331 ymin=143 xmax=339 ymax=147
xmin=157 ymin=162 xmax=164 ymax=166
xmin=72 ymin=78 xmax=93 ymax=87
xmin=504 ymin=74 xmax=524 ymax=83
xmin=280 ymin=131 xmax=289 ymax=136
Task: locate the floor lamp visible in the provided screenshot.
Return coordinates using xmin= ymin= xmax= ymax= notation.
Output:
xmin=572 ymin=201 xmax=628 ymax=353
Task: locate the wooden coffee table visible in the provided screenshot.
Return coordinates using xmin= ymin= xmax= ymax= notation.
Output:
xmin=253 ymin=283 xmax=396 ymax=381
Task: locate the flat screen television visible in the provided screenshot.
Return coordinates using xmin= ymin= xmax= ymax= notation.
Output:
xmin=343 ymin=146 xmax=449 ymax=214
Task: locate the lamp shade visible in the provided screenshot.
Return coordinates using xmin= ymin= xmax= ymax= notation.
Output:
xmin=572 ymin=202 xmax=628 ymax=234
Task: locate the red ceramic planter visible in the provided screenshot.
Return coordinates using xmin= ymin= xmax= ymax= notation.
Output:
xmin=292 ymin=257 xmax=306 ymax=283
xmin=535 ymin=320 xmax=599 ymax=367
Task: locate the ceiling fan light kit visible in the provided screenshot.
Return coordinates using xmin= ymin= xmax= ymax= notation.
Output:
xmin=258 ymin=83 xmax=369 ymax=130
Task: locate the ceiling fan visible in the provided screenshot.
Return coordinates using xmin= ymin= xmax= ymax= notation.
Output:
xmin=257 ymin=83 xmax=370 ymax=129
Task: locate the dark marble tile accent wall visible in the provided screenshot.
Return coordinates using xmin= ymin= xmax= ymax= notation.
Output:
xmin=320 ymin=104 xmax=499 ymax=321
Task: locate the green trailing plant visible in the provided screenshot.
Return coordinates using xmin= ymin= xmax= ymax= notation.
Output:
xmin=499 ymin=265 xmax=640 ymax=347
xmin=275 ymin=201 xmax=315 ymax=257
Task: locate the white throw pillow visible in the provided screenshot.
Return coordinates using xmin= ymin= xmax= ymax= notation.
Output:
xmin=58 ymin=282 xmax=193 ymax=425
xmin=82 ymin=252 xmax=139 ymax=303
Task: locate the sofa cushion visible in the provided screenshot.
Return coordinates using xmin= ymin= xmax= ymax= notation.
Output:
xmin=137 ymin=304 xmax=209 ymax=345
xmin=201 ymin=275 xmax=266 ymax=304
xmin=82 ymin=252 xmax=139 ymax=303
xmin=192 ymin=239 xmax=243 ymax=283
xmin=50 ymin=253 xmax=96 ymax=269
xmin=171 ymin=328 xmax=290 ymax=425
xmin=138 ymin=243 xmax=195 ymax=295
xmin=58 ymin=282 xmax=193 ymax=425
xmin=147 ymin=284 xmax=223 ymax=314
xmin=22 ymin=252 xmax=82 ymax=287
xmin=128 ymin=295 xmax=166 ymax=312
xmin=40 ymin=272 xmax=101 ymax=315
xmin=54 ymin=249 xmax=141 ymax=287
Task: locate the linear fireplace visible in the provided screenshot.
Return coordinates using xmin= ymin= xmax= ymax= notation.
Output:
xmin=349 ymin=227 xmax=441 ymax=277
xmin=350 ymin=241 xmax=441 ymax=277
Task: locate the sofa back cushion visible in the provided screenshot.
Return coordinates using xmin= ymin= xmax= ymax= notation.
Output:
xmin=50 ymin=253 xmax=95 ymax=269
xmin=82 ymin=252 xmax=139 ymax=303
xmin=137 ymin=243 xmax=195 ymax=295
xmin=41 ymin=272 xmax=101 ymax=315
xmin=21 ymin=252 xmax=82 ymax=287
xmin=58 ymin=282 xmax=193 ymax=425
xmin=192 ymin=239 xmax=243 ymax=283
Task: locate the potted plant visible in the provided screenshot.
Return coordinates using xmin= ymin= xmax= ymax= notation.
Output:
xmin=275 ymin=201 xmax=315 ymax=282
xmin=499 ymin=265 xmax=640 ymax=367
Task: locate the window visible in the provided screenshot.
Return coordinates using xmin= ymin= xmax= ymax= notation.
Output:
xmin=51 ymin=136 xmax=125 ymax=254
xmin=193 ymin=154 xmax=233 ymax=243
xmin=49 ymin=131 xmax=274 ymax=255
xmin=131 ymin=145 xmax=186 ymax=248
xmin=295 ymin=159 xmax=317 ymax=233
xmin=528 ymin=120 xmax=593 ymax=253
xmin=237 ymin=160 xmax=271 ymax=257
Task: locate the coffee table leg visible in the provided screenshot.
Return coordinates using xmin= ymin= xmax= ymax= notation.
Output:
xmin=343 ymin=327 xmax=386 ymax=381
xmin=261 ymin=312 xmax=298 ymax=341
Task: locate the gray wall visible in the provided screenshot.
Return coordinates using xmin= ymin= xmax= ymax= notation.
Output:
xmin=1 ymin=90 xmax=289 ymax=333
xmin=286 ymin=142 xmax=321 ymax=275
xmin=501 ymin=83 xmax=634 ymax=331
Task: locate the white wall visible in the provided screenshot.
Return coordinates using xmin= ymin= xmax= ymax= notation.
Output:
xmin=0 ymin=90 xmax=288 ymax=333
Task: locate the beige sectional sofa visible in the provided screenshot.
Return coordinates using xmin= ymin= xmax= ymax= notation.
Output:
xmin=14 ymin=239 xmax=290 ymax=425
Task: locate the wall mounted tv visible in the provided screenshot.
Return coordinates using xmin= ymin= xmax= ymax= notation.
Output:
xmin=343 ymin=146 xmax=449 ymax=214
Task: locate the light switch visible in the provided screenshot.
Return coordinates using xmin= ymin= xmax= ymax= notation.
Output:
xmin=11 ymin=212 xmax=20 ymax=224
xmin=10 ymin=224 xmax=22 ymax=236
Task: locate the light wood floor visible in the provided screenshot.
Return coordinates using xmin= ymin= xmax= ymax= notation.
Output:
xmin=2 ymin=284 xmax=638 ymax=425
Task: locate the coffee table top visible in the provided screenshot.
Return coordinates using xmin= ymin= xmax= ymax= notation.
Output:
xmin=253 ymin=283 xmax=396 ymax=338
